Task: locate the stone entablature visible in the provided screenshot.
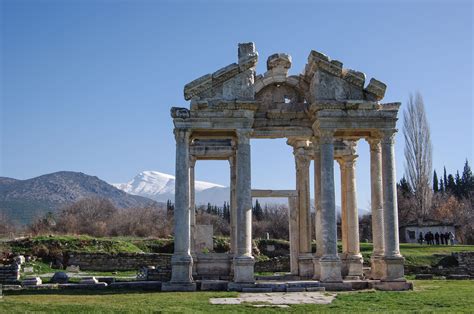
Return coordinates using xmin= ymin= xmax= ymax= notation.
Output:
xmin=167 ymin=42 xmax=408 ymax=291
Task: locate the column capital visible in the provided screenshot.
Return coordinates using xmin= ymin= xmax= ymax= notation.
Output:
xmin=380 ymin=129 xmax=397 ymax=144
xmin=236 ymin=129 xmax=252 ymax=145
xmin=366 ymin=137 xmax=382 ymax=152
xmin=174 ymin=128 xmax=190 ymax=143
xmin=318 ymin=129 xmax=335 ymax=144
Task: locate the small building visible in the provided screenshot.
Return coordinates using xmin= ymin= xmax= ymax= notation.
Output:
xmin=399 ymin=220 xmax=456 ymax=243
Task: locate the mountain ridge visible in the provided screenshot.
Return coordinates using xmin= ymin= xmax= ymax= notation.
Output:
xmin=0 ymin=171 xmax=157 ymax=224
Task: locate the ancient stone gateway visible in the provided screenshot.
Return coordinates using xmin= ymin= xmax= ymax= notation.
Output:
xmin=163 ymin=43 xmax=410 ymax=291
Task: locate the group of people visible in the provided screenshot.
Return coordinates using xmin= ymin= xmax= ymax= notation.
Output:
xmin=418 ymin=231 xmax=455 ymax=245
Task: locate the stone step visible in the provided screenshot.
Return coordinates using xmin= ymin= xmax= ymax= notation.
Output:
xmin=306 ymin=286 xmax=326 ymax=292
xmin=286 ymin=287 xmax=305 ymax=292
xmin=200 ymin=280 xmax=229 ymax=291
xmin=242 ymin=287 xmax=273 ymax=293
xmin=286 ymin=280 xmax=320 ymax=288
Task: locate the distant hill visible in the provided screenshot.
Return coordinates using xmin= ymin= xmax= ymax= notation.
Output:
xmin=0 ymin=171 xmax=157 ymax=225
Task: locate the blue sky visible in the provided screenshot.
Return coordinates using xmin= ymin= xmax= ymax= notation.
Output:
xmin=1 ymin=0 xmax=472 ymax=208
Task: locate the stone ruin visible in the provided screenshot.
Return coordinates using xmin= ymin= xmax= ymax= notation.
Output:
xmin=164 ymin=42 xmax=410 ymax=292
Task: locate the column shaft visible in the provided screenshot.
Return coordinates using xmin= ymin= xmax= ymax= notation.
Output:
xmin=189 ymin=158 xmax=196 ymax=254
xmin=369 ymin=139 xmax=384 ymax=256
xmin=381 ymin=131 xmax=405 ymax=281
xmin=319 ymin=130 xmax=342 ymax=282
xmin=229 ymin=157 xmax=237 ymax=255
xmin=313 ymin=140 xmax=323 ymax=280
xmin=170 ymin=128 xmax=193 ymax=284
xmin=233 ymin=130 xmax=254 ymax=283
xmin=288 ymin=196 xmax=299 ymax=275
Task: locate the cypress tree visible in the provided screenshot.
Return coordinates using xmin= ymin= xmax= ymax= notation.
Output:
xmin=439 ymin=178 xmax=444 ymax=193
xmin=461 ymin=159 xmax=473 ymax=198
xmin=433 ymin=170 xmax=439 ymax=192
xmin=447 ymin=174 xmax=456 ymax=193
xmin=443 ymin=167 xmax=448 ymax=191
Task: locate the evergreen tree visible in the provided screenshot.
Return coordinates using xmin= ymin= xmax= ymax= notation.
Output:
xmin=447 ymin=174 xmax=456 ymax=193
xmin=398 ymin=176 xmax=412 ymax=195
xmin=461 ymin=159 xmax=473 ymax=198
xmin=443 ymin=167 xmax=448 ymax=191
xmin=439 ymin=178 xmax=444 ymax=193
xmin=166 ymin=199 xmax=174 ymax=215
xmin=433 ymin=170 xmax=439 ymax=193
xmin=253 ymin=199 xmax=264 ymax=221
xmin=207 ymin=202 xmax=212 ymax=214
xmin=455 ymin=171 xmax=462 ymax=198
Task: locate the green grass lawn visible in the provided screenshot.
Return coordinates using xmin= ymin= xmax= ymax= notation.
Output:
xmin=358 ymin=242 xmax=474 ymax=267
xmin=1 ymin=280 xmax=473 ymax=313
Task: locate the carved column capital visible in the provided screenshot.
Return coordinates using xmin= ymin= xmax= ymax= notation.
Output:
xmin=319 ymin=129 xmax=335 ymax=144
xmin=380 ymin=129 xmax=397 ymax=145
xmin=341 ymin=154 xmax=358 ymax=169
xmin=174 ymin=128 xmax=190 ymax=143
xmin=367 ymin=137 xmax=382 ymax=153
xmin=236 ymin=129 xmax=252 ymax=145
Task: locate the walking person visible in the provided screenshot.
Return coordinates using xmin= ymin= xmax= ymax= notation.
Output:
xmin=435 ymin=232 xmax=440 ymax=245
xmin=418 ymin=232 xmax=424 ymax=245
xmin=449 ymin=232 xmax=455 ymax=245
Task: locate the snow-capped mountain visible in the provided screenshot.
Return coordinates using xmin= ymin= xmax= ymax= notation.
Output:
xmin=113 ymin=171 xmax=370 ymax=216
xmin=113 ymin=171 xmax=230 ymax=205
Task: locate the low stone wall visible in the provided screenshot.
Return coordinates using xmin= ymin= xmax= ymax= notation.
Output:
xmin=66 ymin=253 xmax=172 ymax=271
xmin=453 ymin=252 xmax=474 ymax=275
xmin=0 ymin=264 xmax=20 ymax=284
xmin=255 ymin=256 xmax=290 ymax=273
xmin=406 ymin=252 xmax=474 ymax=277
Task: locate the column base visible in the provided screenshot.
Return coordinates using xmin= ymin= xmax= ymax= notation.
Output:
xmin=162 ymin=282 xmax=197 ymax=292
xmin=233 ymin=255 xmax=255 ymax=283
xmin=298 ymin=254 xmax=314 ymax=279
xmin=312 ymin=256 xmax=321 ymax=280
xmin=170 ymin=253 xmax=194 ymax=284
xmin=341 ymin=254 xmax=363 ymax=279
xmin=380 ymin=255 xmax=405 ymax=281
xmin=370 ymin=255 xmax=385 ymax=280
xmin=319 ymin=256 xmax=343 ymax=283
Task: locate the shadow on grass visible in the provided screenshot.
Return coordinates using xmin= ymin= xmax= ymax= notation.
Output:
xmin=4 ymin=288 xmax=169 ymax=296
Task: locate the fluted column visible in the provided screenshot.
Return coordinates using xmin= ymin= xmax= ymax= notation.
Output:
xmin=169 ymin=128 xmax=194 ymax=286
xmin=338 ymin=159 xmax=348 ymax=257
xmin=229 ymin=156 xmax=237 ymax=255
xmin=288 ymin=195 xmax=299 ymax=275
xmin=380 ymin=130 xmax=405 ymax=281
xmin=189 ymin=156 xmax=197 ymax=254
xmin=318 ymin=130 xmax=342 ymax=282
xmin=367 ymin=137 xmax=385 ymax=279
xmin=341 ymin=152 xmax=363 ymax=279
xmin=233 ymin=129 xmax=254 ymax=283
xmin=313 ymin=138 xmax=323 ymax=280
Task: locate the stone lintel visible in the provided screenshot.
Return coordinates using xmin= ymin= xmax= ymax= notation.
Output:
xmin=251 ymin=189 xmax=297 ymax=198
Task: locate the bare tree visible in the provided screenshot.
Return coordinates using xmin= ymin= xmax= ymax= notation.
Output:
xmin=403 ymin=92 xmax=433 ymax=223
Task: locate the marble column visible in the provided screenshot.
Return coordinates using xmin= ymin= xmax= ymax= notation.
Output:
xmin=288 ymin=195 xmax=299 ymax=275
xmin=293 ymin=143 xmax=314 ymax=278
xmin=337 ymin=158 xmax=348 ymax=277
xmin=367 ymin=137 xmax=385 ymax=279
xmin=341 ymin=152 xmax=363 ymax=279
xmin=313 ymin=138 xmax=323 ymax=280
xmin=318 ymin=130 xmax=342 ymax=282
xmin=229 ymin=156 xmax=237 ymax=256
xmin=233 ymin=130 xmax=254 ymax=283
xmin=189 ymin=156 xmax=197 ymax=254
xmin=164 ymin=128 xmax=195 ymax=291
xmin=380 ymin=130 xmax=405 ymax=281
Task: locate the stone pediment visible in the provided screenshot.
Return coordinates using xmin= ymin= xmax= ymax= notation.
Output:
xmin=183 ymin=43 xmax=258 ymax=101
xmin=182 ymin=43 xmax=388 ymax=112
